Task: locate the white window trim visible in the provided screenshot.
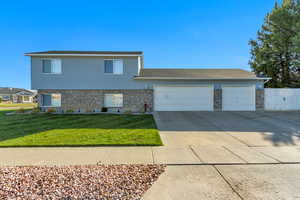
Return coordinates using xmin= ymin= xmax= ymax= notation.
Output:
xmin=42 ymin=58 xmax=62 ymax=75
xmin=41 ymin=93 xmax=61 ymax=107
xmin=104 ymin=59 xmax=124 ymax=75
xmin=104 ymin=93 xmax=123 ymax=108
xmin=22 ymin=96 xmax=31 ymax=103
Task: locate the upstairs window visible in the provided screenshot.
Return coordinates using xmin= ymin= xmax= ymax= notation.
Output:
xmin=104 ymin=59 xmax=123 ymax=74
xmin=42 ymin=94 xmax=61 ymax=107
xmin=42 ymin=59 xmax=62 ymax=74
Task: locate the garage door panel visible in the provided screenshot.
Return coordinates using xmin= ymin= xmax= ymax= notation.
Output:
xmin=154 ymin=86 xmax=213 ymax=111
xmin=222 ymin=86 xmax=256 ymax=111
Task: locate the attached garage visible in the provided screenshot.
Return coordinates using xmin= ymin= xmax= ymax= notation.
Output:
xmin=154 ymin=85 xmax=214 ymax=111
xmin=222 ymin=86 xmax=256 ymax=111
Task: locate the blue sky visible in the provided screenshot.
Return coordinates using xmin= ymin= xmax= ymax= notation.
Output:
xmin=0 ymin=0 xmax=277 ymax=89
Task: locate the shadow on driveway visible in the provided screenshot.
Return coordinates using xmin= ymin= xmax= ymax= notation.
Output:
xmin=154 ymin=111 xmax=300 ymax=146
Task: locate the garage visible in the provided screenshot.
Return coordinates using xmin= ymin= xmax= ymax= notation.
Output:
xmin=154 ymin=85 xmax=214 ymax=111
xmin=222 ymin=86 xmax=256 ymax=111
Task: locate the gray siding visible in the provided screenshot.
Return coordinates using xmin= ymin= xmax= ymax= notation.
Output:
xmin=31 ymin=56 xmax=145 ymax=90
xmin=31 ymin=56 xmax=264 ymax=90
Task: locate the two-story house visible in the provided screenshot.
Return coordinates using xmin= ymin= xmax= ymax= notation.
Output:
xmin=25 ymin=51 xmax=269 ymax=112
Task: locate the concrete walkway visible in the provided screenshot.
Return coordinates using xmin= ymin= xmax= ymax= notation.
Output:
xmin=1 ymin=145 xmax=300 ymax=166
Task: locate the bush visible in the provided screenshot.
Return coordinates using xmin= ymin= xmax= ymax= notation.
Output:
xmin=123 ymin=110 xmax=132 ymax=115
xmin=47 ymin=108 xmax=56 ymax=113
xmin=101 ymin=107 xmax=108 ymax=112
xmin=16 ymin=108 xmax=26 ymax=113
xmin=31 ymin=107 xmax=40 ymax=113
xmin=66 ymin=109 xmax=74 ymax=113
xmin=139 ymin=107 xmax=146 ymax=114
xmin=0 ymin=98 xmax=2 ymax=103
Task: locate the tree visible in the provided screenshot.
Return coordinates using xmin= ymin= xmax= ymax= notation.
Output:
xmin=249 ymin=0 xmax=300 ymax=88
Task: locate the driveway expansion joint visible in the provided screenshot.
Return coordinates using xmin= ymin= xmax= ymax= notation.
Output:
xmin=189 ymin=145 xmax=204 ymax=163
xmin=222 ymin=146 xmax=249 ymax=163
xmin=213 ymin=165 xmax=244 ymax=200
xmin=256 ymin=151 xmax=284 ymax=163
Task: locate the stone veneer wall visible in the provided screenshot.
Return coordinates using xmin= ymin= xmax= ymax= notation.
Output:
xmin=213 ymin=89 xmax=222 ymax=111
xmin=38 ymin=89 xmax=153 ymax=113
xmin=256 ymin=89 xmax=265 ymax=110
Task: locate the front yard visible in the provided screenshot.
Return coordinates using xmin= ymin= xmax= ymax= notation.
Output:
xmin=0 ymin=110 xmax=162 ymax=147
xmin=0 ymin=103 xmax=37 ymax=108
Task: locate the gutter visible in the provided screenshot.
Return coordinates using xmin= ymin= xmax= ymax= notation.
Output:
xmin=24 ymin=53 xmax=143 ymax=57
xmin=134 ymin=77 xmax=272 ymax=81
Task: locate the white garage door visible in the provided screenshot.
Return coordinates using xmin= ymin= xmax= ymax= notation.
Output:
xmin=222 ymin=86 xmax=256 ymax=111
xmin=154 ymin=86 xmax=214 ymax=111
xmin=265 ymin=89 xmax=300 ymax=110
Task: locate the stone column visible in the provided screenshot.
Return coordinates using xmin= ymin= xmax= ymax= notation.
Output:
xmin=214 ymin=89 xmax=222 ymax=111
xmin=256 ymin=89 xmax=265 ymax=111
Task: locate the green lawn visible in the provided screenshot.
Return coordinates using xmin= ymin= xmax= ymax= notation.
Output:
xmin=0 ymin=103 xmax=37 ymax=108
xmin=0 ymin=110 xmax=162 ymax=147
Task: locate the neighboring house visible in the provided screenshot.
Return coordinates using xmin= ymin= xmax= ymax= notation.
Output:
xmin=0 ymin=87 xmax=36 ymax=103
xmin=25 ymin=51 xmax=270 ymax=112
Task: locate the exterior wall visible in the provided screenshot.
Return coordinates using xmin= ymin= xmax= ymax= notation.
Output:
xmin=31 ymin=55 xmax=264 ymax=91
xmin=256 ymin=89 xmax=265 ymax=110
xmin=31 ymin=56 xmax=143 ymax=90
xmin=38 ymin=89 xmax=153 ymax=113
xmin=38 ymin=84 xmax=265 ymax=112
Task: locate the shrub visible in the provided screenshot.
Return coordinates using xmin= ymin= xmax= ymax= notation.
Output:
xmin=66 ymin=109 xmax=74 ymax=113
xmin=47 ymin=108 xmax=56 ymax=113
xmin=123 ymin=110 xmax=132 ymax=115
xmin=16 ymin=108 xmax=26 ymax=113
xmin=139 ymin=107 xmax=146 ymax=114
xmin=31 ymin=107 xmax=40 ymax=113
xmin=0 ymin=98 xmax=2 ymax=103
xmin=101 ymin=107 xmax=108 ymax=112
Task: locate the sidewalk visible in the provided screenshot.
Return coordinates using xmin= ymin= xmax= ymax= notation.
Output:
xmin=0 ymin=145 xmax=299 ymax=166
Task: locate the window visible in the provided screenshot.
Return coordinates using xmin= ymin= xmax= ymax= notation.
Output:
xmin=42 ymin=59 xmax=62 ymax=74
xmin=0 ymin=96 xmax=10 ymax=101
xmin=23 ymin=96 xmax=30 ymax=102
xmin=104 ymin=94 xmax=123 ymax=107
xmin=42 ymin=94 xmax=61 ymax=107
xmin=104 ymin=59 xmax=123 ymax=74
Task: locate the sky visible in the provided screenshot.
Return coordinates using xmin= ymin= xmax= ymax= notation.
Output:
xmin=0 ymin=0 xmax=278 ymax=89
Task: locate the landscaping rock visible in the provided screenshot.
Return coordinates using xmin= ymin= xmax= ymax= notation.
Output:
xmin=0 ymin=164 xmax=165 ymax=200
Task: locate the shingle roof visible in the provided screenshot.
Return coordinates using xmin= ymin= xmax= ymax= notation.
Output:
xmin=135 ymin=68 xmax=266 ymax=80
xmin=25 ymin=51 xmax=143 ymax=56
xmin=0 ymin=87 xmax=35 ymax=95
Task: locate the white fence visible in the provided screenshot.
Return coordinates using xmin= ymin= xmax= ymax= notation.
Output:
xmin=265 ymin=88 xmax=300 ymax=110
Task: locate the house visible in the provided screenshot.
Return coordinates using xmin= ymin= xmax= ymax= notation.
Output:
xmin=0 ymin=87 xmax=36 ymax=103
xmin=25 ymin=51 xmax=269 ymax=112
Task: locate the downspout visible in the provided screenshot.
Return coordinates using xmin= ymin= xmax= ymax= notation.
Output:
xmin=137 ymin=56 xmax=141 ymax=75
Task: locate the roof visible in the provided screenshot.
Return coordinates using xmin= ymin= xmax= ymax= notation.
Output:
xmin=0 ymin=87 xmax=35 ymax=95
xmin=135 ymin=68 xmax=269 ymax=80
xmin=25 ymin=51 xmax=143 ymax=56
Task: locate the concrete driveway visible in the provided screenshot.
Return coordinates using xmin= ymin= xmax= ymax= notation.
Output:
xmin=154 ymin=111 xmax=300 ymax=147
xmin=143 ymin=111 xmax=300 ymax=200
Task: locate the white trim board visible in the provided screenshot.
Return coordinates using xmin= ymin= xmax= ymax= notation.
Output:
xmin=25 ymin=54 xmax=142 ymax=57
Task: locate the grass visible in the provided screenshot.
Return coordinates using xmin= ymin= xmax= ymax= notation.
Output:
xmin=0 ymin=103 xmax=37 ymax=108
xmin=0 ymin=110 xmax=162 ymax=147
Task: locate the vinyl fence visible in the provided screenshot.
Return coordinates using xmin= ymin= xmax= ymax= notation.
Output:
xmin=265 ymin=88 xmax=300 ymax=111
